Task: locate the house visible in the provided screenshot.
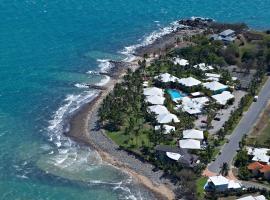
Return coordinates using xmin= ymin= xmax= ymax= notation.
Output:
xmin=204 ymin=175 xmax=241 ymax=192
xmin=237 ymin=195 xmax=266 ymax=200
xmin=247 ymin=147 xmax=270 ymax=164
xmin=220 ymin=29 xmax=235 ymax=38
xmin=247 ymin=162 xmax=265 ymax=176
xmin=210 ymin=29 xmax=236 ymax=43
xmin=203 ymin=81 xmax=228 ymax=94
xmin=259 ymin=165 xmax=270 ymax=180
xmin=193 ymin=63 xmax=214 ymax=71
xmin=143 ymin=87 xmax=164 ymax=96
xmin=183 ymin=129 xmax=204 ymax=140
xmin=212 ymin=91 xmax=234 ymax=105
xmin=145 ymin=95 xmax=165 ymax=105
xmin=155 ymin=145 xmax=199 ymax=168
xmin=179 ymin=139 xmax=201 ymax=150
xmin=179 ymin=77 xmax=202 ymax=87
xmin=173 ymin=58 xmax=189 ymax=66
xmin=155 ymin=125 xmax=175 ymax=134
xmin=154 ymin=73 xmax=180 ymax=83
xmin=148 ymin=105 xmax=169 ymax=115
xmin=156 ymin=113 xmax=180 ymax=124
xmin=190 ymin=92 xmax=203 ymax=98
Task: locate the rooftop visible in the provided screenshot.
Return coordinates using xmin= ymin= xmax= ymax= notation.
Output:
xmin=156 ymin=113 xmax=180 ymax=124
xmin=173 ymin=58 xmax=189 ymax=66
xmin=208 ymin=175 xmax=229 ymax=186
xmin=247 ymin=162 xmax=265 ymax=170
xmin=237 ymin=195 xmax=266 ymax=200
xmin=179 ymin=77 xmax=201 ymax=87
xmin=203 ymin=81 xmax=228 ymax=91
xmin=179 ymin=139 xmax=201 ymax=150
xmin=143 ymin=87 xmax=164 ymax=96
xmin=183 ymin=129 xmax=204 ymax=140
xmin=212 ymin=91 xmax=234 ymax=105
xmin=145 ymin=95 xmax=165 ymax=105
xmin=193 ymin=63 xmax=214 ymax=71
xmin=148 ymin=105 xmax=169 ymax=115
xmin=219 ymin=29 xmax=235 ymax=37
xmin=155 ymin=73 xmax=180 ymax=83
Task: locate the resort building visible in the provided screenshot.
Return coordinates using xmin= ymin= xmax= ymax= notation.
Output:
xmin=143 ymin=87 xmax=164 ymax=96
xmin=212 ymin=91 xmax=234 ymax=105
xmin=204 ymin=175 xmax=242 ymax=192
xmin=155 ymin=145 xmax=199 ymax=168
xmin=179 ymin=139 xmax=201 ymax=150
xmin=173 ymin=57 xmax=189 ymax=66
xmin=148 ymin=105 xmax=169 ymax=115
xmin=156 ymin=113 xmax=180 ymax=124
xmin=145 ymin=95 xmax=165 ymax=105
xmin=155 ymin=125 xmax=175 ymax=134
xmin=190 ymin=92 xmax=203 ymax=98
xmin=155 ymin=73 xmax=180 ymax=83
xmin=179 ymin=77 xmax=202 ymax=87
xmin=177 ymin=96 xmax=208 ymax=115
xmin=203 ymin=81 xmax=228 ymax=94
xmin=193 ymin=63 xmax=214 ymax=71
xmin=236 ymin=195 xmax=266 ymax=200
xmin=183 ymin=129 xmax=204 ymax=140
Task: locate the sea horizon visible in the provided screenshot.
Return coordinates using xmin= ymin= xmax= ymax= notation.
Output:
xmin=1 ymin=1 xmax=270 ymax=199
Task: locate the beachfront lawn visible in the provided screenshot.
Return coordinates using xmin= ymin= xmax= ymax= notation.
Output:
xmin=196 ymin=177 xmax=207 ymax=199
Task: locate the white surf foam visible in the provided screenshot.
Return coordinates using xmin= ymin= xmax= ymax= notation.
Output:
xmin=96 ymin=75 xmax=110 ymax=86
xmin=74 ymin=83 xmax=89 ymax=89
xmin=97 ymin=59 xmax=114 ymax=73
xmin=120 ymin=20 xmax=186 ymax=58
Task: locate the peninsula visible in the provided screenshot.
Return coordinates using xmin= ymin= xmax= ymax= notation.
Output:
xmin=67 ymin=18 xmax=270 ymax=200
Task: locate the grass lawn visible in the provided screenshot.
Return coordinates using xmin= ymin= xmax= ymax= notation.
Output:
xmin=196 ymin=177 xmax=207 ymax=199
xmin=248 ymin=121 xmax=270 ymax=148
xmin=106 ymin=128 xmax=153 ymax=150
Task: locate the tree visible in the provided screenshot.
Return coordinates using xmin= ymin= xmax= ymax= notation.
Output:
xmin=220 ymin=162 xmax=229 ymax=176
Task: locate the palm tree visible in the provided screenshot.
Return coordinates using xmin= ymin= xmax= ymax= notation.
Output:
xmin=220 ymin=162 xmax=229 ymax=176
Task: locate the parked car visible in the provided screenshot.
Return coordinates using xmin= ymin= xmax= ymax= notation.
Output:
xmin=214 ymin=117 xmax=221 ymax=121
xmin=254 ymin=95 xmax=258 ymax=102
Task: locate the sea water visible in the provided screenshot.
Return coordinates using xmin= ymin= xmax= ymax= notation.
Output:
xmin=0 ymin=0 xmax=270 ymax=199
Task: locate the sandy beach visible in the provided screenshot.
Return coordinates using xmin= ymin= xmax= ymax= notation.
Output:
xmin=66 ymin=21 xmax=206 ymax=200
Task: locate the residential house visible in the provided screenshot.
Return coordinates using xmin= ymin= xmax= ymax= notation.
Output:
xmin=212 ymin=91 xmax=234 ymax=105
xmin=204 ymin=175 xmax=241 ymax=192
xmin=237 ymin=195 xmax=266 ymax=200
xmin=203 ymin=81 xmax=228 ymax=94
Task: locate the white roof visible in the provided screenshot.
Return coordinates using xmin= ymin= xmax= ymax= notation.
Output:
xmin=237 ymin=195 xmax=266 ymax=200
xmin=173 ymin=58 xmax=189 ymax=66
xmin=247 ymin=147 xmax=270 ymax=164
xmin=166 ymin=152 xmax=181 ymax=161
xmin=148 ymin=105 xmax=169 ymax=115
xmin=177 ymin=96 xmax=208 ymax=115
xmin=155 ymin=73 xmax=180 ymax=83
xmin=252 ymin=154 xmax=270 ymax=163
xmin=183 ymin=129 xmax=204 ymax=140
xmin=179 ymin=139 xmax=201 ymax=149
xmin=156 ymin=113 xmax=180 ymax=124
xmin=193 ymin=96 xmax=209 ymax=105
xmin=193 ymin=63 xmax=214 ymax=71
xmin=203 ymin=81 xmax=228 ymax=91
xmin=212 ymin=91 xmax=234 ymax=105
xmin=155 ymin=125 xmax=175 ymax=134
xmin=179 ymin=77 xmax=201 ymax=87
xmin=146 ymin=95 xmax=165 ymax=105
xmin=143 ymin=87 xmax=163 ymax=96
xmin=228 ymin=180 xmax=242 ymax=189
xmin=205 ymin=73 xmax=221 ymax=78
xmin=191 ymin=92 xmax=202 ymax=97
xmin=220 ymin=29 xmax=235 ymax=37
xmin=208 ymin=175 xmax=229 ymax=186
xmin=143 ymin=81 xmax=148 ymax=87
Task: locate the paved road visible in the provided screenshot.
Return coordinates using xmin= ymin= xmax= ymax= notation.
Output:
xmin=208 ymin=77 xmax=270 ymax=173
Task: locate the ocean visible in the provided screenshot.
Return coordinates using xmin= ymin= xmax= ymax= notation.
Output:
xmin=0 ymin=0 xmax=270 ymax=199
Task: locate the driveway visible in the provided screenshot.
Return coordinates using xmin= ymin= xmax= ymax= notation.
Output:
xmin=208 ymin=77 xmax=270 ymax=173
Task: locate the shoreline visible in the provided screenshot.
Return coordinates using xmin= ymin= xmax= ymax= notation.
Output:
xmin=66 ymin=60 xmax=176 ymax=200
xmin=65 ymin=19 xmax=207 ymax=200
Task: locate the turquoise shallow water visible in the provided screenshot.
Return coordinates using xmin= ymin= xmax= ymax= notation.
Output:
xmin=1 ymin=0 xmax=270 ymax=199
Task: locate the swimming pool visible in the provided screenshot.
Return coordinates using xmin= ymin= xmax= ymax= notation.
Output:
xmin=167 ymin=89 xmax=187 ymax=101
